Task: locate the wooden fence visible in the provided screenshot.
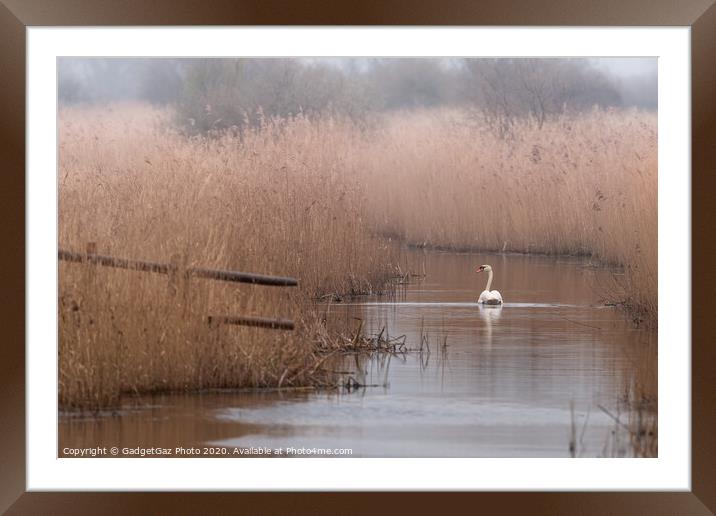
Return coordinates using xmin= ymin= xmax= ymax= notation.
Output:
xmin=59 ymin=243 xmax=298 ymax=330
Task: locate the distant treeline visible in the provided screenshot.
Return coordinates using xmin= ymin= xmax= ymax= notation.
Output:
xmin=59 ymin=58 xmax=656 ymax=134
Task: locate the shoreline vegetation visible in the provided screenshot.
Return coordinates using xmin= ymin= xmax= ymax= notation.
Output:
xmin=59 ymin=104 xmax=656 ymax=411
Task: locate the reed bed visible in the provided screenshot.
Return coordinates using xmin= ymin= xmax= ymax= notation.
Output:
xmin=59 ymin=104 xmax=397 ymax=409
xmin=360 ymin=109 xmax=657 ymax=322
xmin=59 ymin=103 xmax=656 ymax=409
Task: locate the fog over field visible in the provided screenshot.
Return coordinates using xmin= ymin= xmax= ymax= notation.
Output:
xmin=59 ymin=57 xmax=657 ymax=112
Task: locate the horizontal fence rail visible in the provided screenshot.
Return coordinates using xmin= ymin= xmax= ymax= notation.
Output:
xmin=207 ymin=315 xmax=295 ymax=331
xmin=58 ymin=248 xmax=298 ymax=287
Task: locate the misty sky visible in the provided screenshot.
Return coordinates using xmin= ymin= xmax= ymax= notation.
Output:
xmin=316 ymin=57 xmax=657 ymax=80
xmin=58 ymin=57 xmax=658 ymax=110
xmin=590 ymin=57 xmax=656 ymax=78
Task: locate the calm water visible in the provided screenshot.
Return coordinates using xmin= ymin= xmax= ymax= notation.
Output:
xmin=59 ymin=250 xmax=656 ymax=458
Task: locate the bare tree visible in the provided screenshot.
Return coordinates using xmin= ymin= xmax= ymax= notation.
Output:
xmin=463 ymin=58 xmax=622 ymax=137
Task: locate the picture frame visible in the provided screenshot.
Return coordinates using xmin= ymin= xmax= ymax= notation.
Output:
xmin=2 ymin=0 xmax=714 ymax=513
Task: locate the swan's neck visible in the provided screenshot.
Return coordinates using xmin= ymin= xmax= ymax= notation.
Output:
xmin=485 ymin=269 xmax=493 ymax=292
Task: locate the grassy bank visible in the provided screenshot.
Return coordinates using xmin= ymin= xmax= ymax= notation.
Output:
xmin=59 ymin=104 xmax=657 ymax=409
xmin=359 ymin=109 xmax=657 ymax=322
xmin=59 ymin=105 xmax=398 ymax=410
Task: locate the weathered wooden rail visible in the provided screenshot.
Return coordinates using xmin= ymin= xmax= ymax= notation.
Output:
xmin=207 ymin=316 xmax=295 ymax=330
xmin=59 ymin=244 xmax=298 ymax=330
xmin=58 ymin=248 xmax=298 ymax=287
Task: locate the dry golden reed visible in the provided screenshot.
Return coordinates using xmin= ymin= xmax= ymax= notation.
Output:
xmin=59 ymin=103 xmax=656 ymax=409
xmin=59 ymin=104 xmax=397 ymax=410
xmin=360 ymin=109 xmax=657 ymax=320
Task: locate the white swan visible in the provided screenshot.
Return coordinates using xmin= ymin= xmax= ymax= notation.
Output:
xmin=476 ymin=264 xmax=503 ymax=305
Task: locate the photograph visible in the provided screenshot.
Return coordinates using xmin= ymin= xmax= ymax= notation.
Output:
xmin=56 ymin=55 xmax=659 ymax=459
xmin=1 ymin=0 xmax=711 ymax=509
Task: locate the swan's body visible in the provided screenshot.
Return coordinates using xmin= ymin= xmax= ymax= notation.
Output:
xmin=478 ymin=289 xmax=503 ymax=305
xmin=476 ymin=264 xmax=503 ymax=305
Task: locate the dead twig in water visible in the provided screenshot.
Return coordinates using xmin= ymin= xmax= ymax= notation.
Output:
xmin=597 ymin=404 xmax=631 ymax=432
xmin=558 ymin=315 xmax=602 ymax=331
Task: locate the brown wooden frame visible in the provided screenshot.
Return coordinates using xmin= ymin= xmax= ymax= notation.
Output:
xmin=1 ymin=1 xmax=714 ymax=513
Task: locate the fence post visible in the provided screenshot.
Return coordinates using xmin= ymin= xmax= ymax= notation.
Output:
xmin=85 ymin=241 xmax=97 ymax=289
xmin=169 ymin=253 xmax=191 ymax=313
xmin=168 ymin=254 xmax=181 ymax=298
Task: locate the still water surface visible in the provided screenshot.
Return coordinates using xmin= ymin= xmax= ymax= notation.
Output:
xmin=60 ymin=251 xmax=656 ymax=457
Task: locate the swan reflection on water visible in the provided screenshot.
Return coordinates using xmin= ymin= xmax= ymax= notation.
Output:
xmin=478 ymin=303 xmax=502 ymax=349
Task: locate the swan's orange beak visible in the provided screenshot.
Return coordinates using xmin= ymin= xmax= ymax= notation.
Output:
xmin=476 ymin=267 xmax=483 ymax=273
